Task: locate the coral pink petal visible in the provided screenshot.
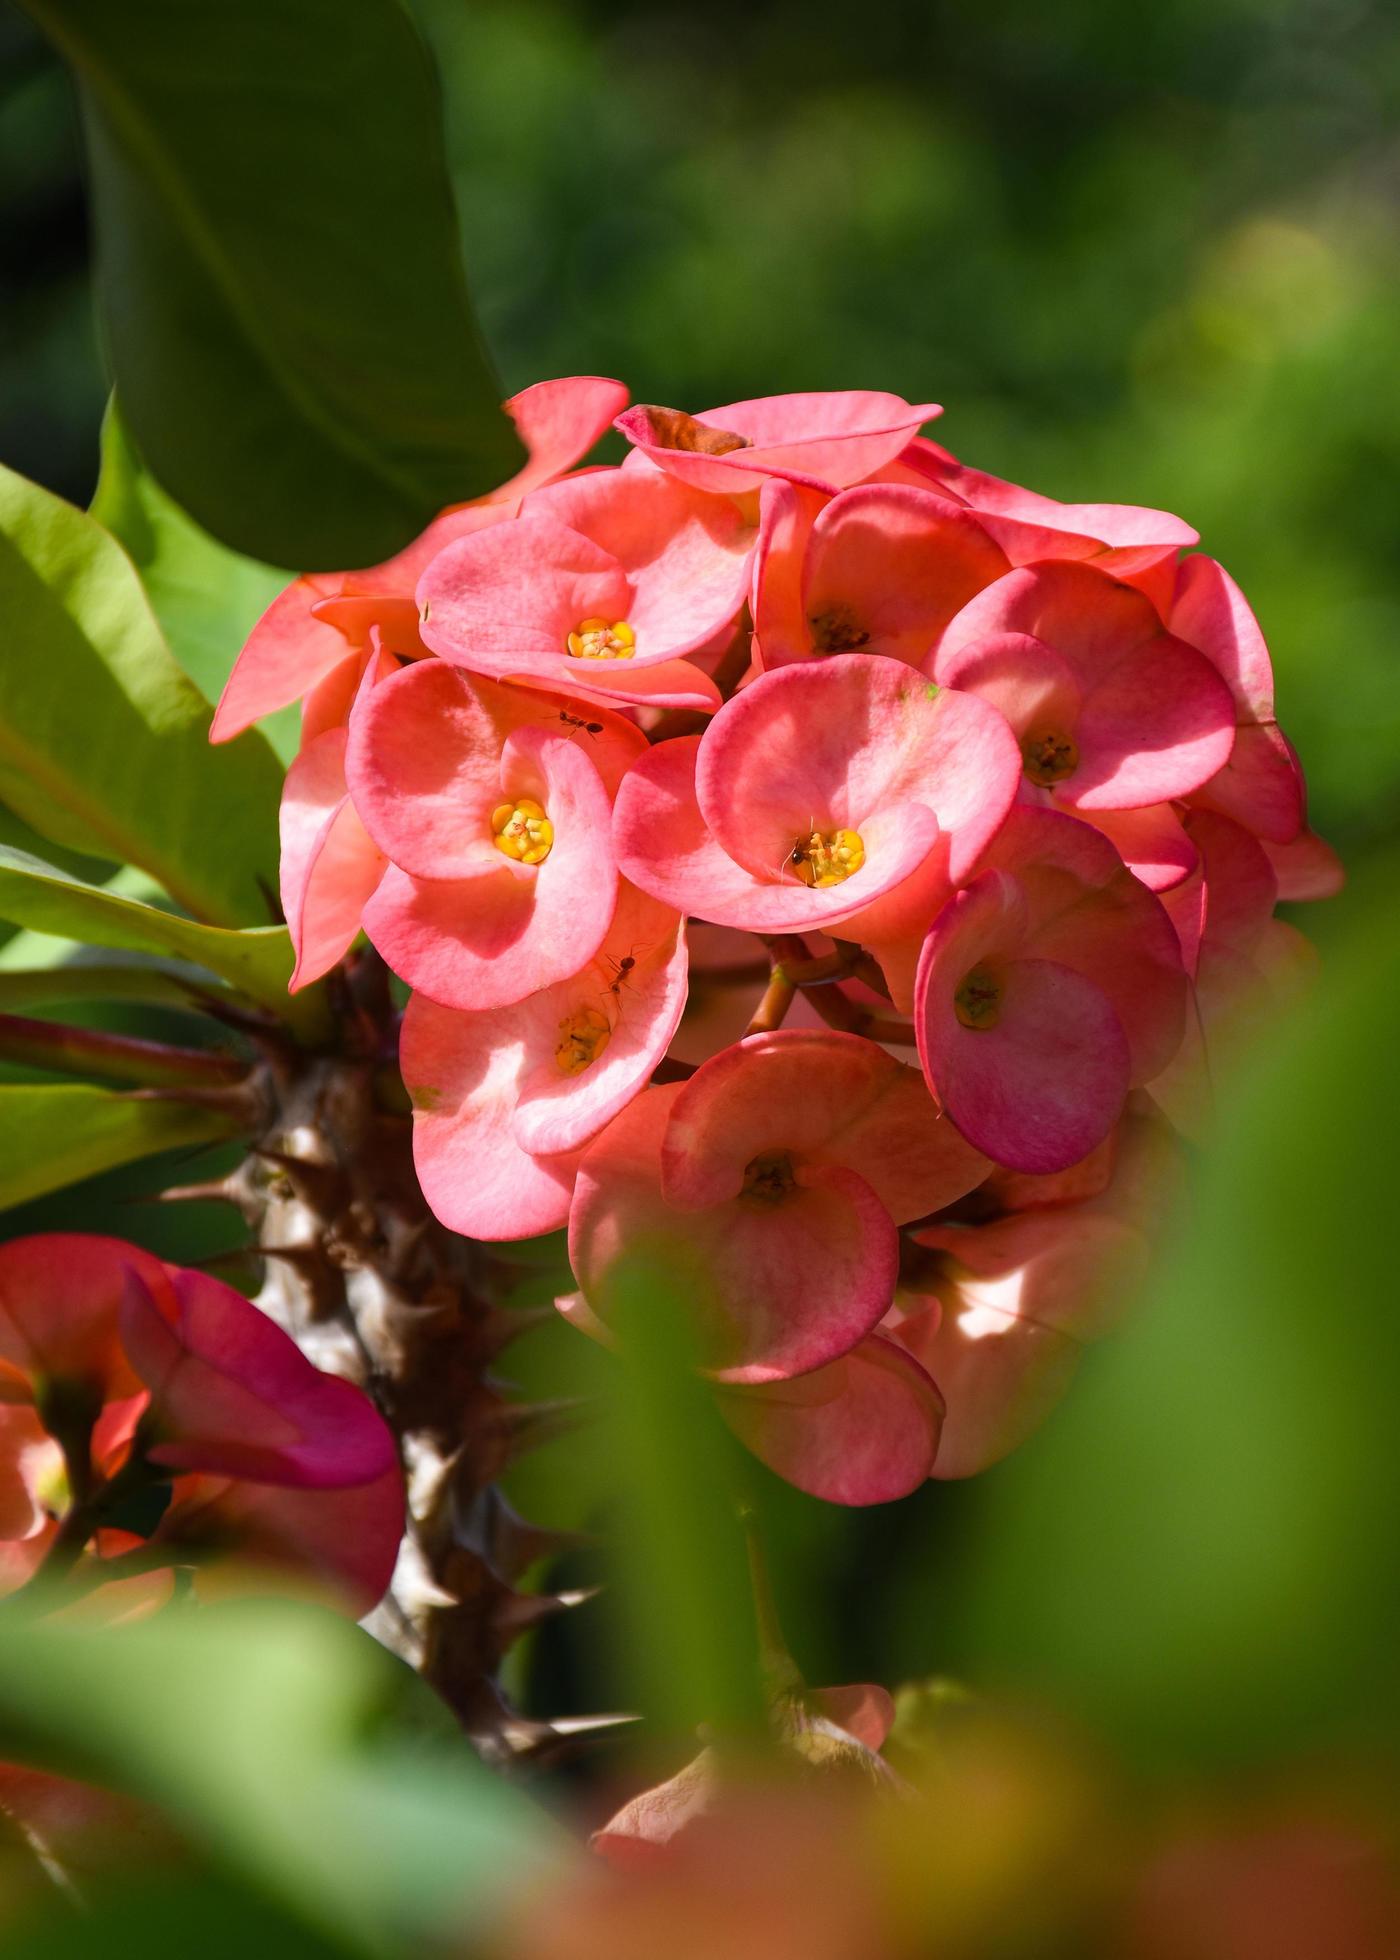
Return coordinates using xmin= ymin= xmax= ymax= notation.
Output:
xmin=569 ymin=1086 xmax=897 ymax=1384
xmin=933 ymin=632 xmax=1082 ymax=742
xmin=916 ymin=875 xmax=1131 ymax=1174
xmin=1168 ymin=552 xmax=1275 ymax=721
xmin=178 ymin=1465 xmax=403 ymax=1616
xmin=891 ymin=1297 xmax=1082 ymax=1480
xmin=1263 ymin=827 xmax=1344 ymax=901
xmin=507 ymin=657 xmax=722 ymax=716
xmin=1068 ymin=634 xmax=1237 ymax=808
xmin=937 ymin=560 xmax=1162 ymax=685
xmin=419 ymin=511 xmax=630 ymax=664
xmin=694 ymin=656 xmax=1019 ymax=887
xmin=210 ymin=576 xmax=344 ymax=741
xmin=751 ymin=478 xmax=827 ymax=669
xmin=617 ymin=391 xmax=940 ymax=495
xmin=716 ymin=1335 xmax=943 ymax=1503
xmin=614 ymin=735 xmax=939 ymax=932
xmin=279 ymin=727 xmax=385 ymax=989
xmin=660 ymin=1030 xmax=987 ymax=1226
xmin=799 ymin=485 xmax=1008 ymax=666
xmin=527 ymin=468 xmax=756 ymax=658
xmin=400 ymin=992 xmax=581 ymax=1240
xmin=1190 ymin=721 xmax=1304 ymax=844
xmin=363 ymin=732 xmax=617 ymax=1011
xmin=499 ymin=375 xmax=630 ymax=498
xmin=1074 ymin=804 xmax=1198 ymax=892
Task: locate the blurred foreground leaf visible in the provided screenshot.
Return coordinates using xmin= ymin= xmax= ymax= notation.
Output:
xmin=0 ymin=464 xmax=282 ymax=926
xmin=24 ymin=0 xmax=522 ymax=568
xmin=91 ymin=401 xmax=296 ymax=762
xmin=957 ymin=863 xmax=1400 ymax=1767
xmin=0 ymin=1082 xmax=235 ymax=1207
xmin=0 ymin=1595 xmax=561 ymax=1955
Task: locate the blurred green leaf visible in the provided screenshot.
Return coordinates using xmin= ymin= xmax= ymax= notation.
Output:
xmin=23 ymin=0 xmax=523 ymax=569
xmin=0 ymin=844 xmax=300 ymax=1018
xmin=0 ymin=1596 xmax=561 ymax=1955
xmin=0 ymin=960 xmax=214 ymax=1014
xmin=956 ymin=862 xmax=1400 ymax=1768
xmin=0 ymin=463 xmax=284 ymax=927
xmin=90 ymin=400 xmax=297 ymax=763
xmin=6 ymin=1872 xmax=353 ymax=1960
xmin=0 ymin=1081 xmax=235 ymax=1206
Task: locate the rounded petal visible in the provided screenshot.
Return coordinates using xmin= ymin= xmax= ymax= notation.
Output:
xmin=1190 ymin=721 xmax=1304 ymax=844
xmin=614 ymin=735 xmax=940 ymax=932
xmin=716 ymin=1335 xmax=943 ymax=1503
xmin=660 ymin=1030 xmax=987 ymax=1226
xmin=400 ymin=994 xmax=580 ymax=1240
xmin=616 ymin=391 xmax=940 ymax=495
xmin=1263 ymin=826 xmax=1344 ymax=901
xmin=569 ymin=1085 xmax=897 ymax=1384
xmin=890 ymin=1297 xmax=1082 ymax=1480
xmin=210 ymin=575 xmax=344 ymax=742
xmin=1073 ymin=803 xmax=1198 ymax=893
xmin=916 ymin=874 xmax=1131 ymax=1173
xmin=279 ymin=727 xmax=385 ymax=989
xmin=1167 ymin=552 xmax=1275 ymax=722
xmin=499 ymin=374 xmax=630 ymax=499
xmin=0 ymin=1234 xmax=164 ymax=1398
xmin=418 ymin=511 xmax=631 ymax=665
xmin=1069 ymin=634 xmax=1237 ymax=809
xmin=750 ymin=477 xmax=828 ymax=669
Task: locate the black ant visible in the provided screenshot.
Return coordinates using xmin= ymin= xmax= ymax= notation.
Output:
xmin=558 ymin=710 xmax=604 ymax=740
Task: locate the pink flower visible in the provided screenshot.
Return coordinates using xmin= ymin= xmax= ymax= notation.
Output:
xmin=210 ymin=374 xmax=629 ymax=742
xmin=564 ymin=1031 xmax=983 ymax=1500
xmin=614 ymin=390 xmax=940 ymax=496
xmin=0 ymin=1235 xmax=402 ymax=1615
xmin=751 ymin=481 xmax=1010 ymax=672
xmin=613 ymin=654 xmax=1020 ymax=938
xmin=933 ymin=561 xmax=1238 ymax=891
xmin=401 ymin=883 xmax=688 ymax=1240
xmin=915 ymin=807 xmax=1187 ymax=1173
xmin=416 ymin=466 xmax=756 ymax=714
xmin=888 ymin=1101 xmax=1179 ymax=1475
xmin=895 ymin=436 xmax=1199 ymax=579
xmin=345 ymin=660 xmax=646 ymax=1010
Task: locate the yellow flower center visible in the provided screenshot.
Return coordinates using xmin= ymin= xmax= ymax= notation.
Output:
xmin=554 ymin=1006 xmax=612 ymax=1076
xmin=789 ymin=827 xmax=865 ymax=888
xmin=492 ymin=797 xmax=554 ymax=864
xmin=954 ymin=967 xmax=1003 ymax=1030
xmin=567 ymin=617 xmax=636 ymax=661
xmin=1021 ymin=729 xmax=1079 ymax=786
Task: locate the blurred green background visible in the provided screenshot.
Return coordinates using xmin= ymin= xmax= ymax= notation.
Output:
xmin=5 ymin=0 xmax=1399 ymax=865
xmin=1 ymin=0 xmax=1398 ymax=1848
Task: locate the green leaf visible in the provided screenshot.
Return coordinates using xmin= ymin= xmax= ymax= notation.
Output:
xmin=0 ymin=1082 xmax=235 ymax=1207
xmin=91 ymin=399 xmax=298 ymax=763
xmin=25 ymin=0 xmax=523 ymax=570
xmin=955 ymin=861 xmax=1400 ymax=1767
xmin=0 ymin=462 xmax=285 ymax=926
xmin=0 ymin=959 xmax=213 ymax=1013
xmin=0 ymin=843 xmax=300 ymax=1017
xmin=0 ymin=1597 xmax=561 ymax=1955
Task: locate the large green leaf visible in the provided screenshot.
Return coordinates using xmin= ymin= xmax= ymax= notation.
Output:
xmin=90 ymin=400 xmax=298 ymax=762
xmin=0 ymin=1081 xmax=236 ymax=1207
xmin=24 ymin=0 xmax=523 ymax=570
xmin=0 ymin=1597 xmax=561 ymax=1955
xmin=0 ymin=843 xmax=299 ymax=1016
xmin=0 ymin=462 xmax=285 ymax=926
xmin=955 ymin=863 xmax=1400 ymax=1767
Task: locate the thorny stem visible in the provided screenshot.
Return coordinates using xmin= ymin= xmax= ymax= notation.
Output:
xmin=0 ymin=1012 xmax=247 ymax=1090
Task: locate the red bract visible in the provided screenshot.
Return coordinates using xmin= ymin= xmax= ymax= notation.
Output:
xmin=0 ymin=1235 xmax=402 ymax=1615
xmin=210 ymin=374 xmax=629 ymax=742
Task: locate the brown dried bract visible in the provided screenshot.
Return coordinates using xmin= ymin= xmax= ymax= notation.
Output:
xmin=634 ymin=404 xmax=751 ymax=455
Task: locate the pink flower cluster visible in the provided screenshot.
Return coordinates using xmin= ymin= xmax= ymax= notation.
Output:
xmin=0 ymin=1234 xmax=402 ymax=1613
xmin=215 ymin=381 xmax=1338 ymax=1505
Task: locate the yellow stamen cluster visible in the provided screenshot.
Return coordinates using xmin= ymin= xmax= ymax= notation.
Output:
xmin=492 ymin=797 xmax=554 ymax=864
xmin=567 ymin=617 xmax=636 ymax=661
xmin=554 ymin=1006 xmax=612 ymax=1076
xmin=789 ymin=827 xmax=865 ymax=888
xmin=1021 ymin=729 xmax=1079 ymax=786
xmin=954 ymin=967 xmax=1003 ymax=1031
